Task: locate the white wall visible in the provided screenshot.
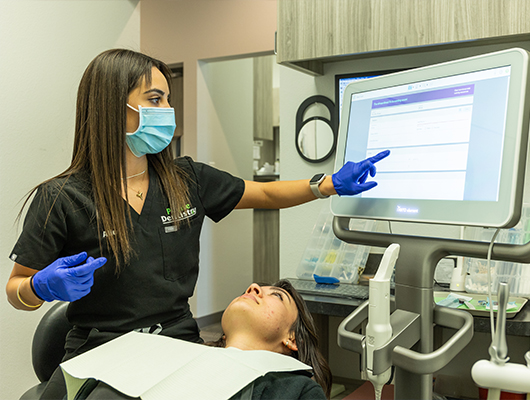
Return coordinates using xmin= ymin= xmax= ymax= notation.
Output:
xmin=0 ymin=1 xmax=140 ymax=396
xmin=194 ymin=58 xmax=254 ymax=317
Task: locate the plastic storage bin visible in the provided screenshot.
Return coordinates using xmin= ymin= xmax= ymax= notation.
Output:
xmin=296 ymin=205 xmax=374 ymax=284
xmin=464 ymin=205 xmax=530 ymax=297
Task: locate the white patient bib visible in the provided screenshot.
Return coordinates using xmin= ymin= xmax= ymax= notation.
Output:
xmin=61 ymin=331 xmax=311 ymax=400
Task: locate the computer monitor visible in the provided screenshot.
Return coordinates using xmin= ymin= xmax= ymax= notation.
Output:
xmin=331 ymin=48 xmax=530 ymax=228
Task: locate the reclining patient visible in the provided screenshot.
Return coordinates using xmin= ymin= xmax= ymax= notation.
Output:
xmin=208 ymin=279 xmax=331 ymax=399
xmin=70 ymin=280 xmax=332 ymax=400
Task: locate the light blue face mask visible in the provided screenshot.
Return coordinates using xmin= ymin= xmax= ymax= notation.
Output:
xmin=126 ymin=104 xmax=176 ymax=157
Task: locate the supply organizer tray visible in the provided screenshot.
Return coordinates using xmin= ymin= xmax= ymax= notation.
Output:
xmin=296 ymin=204 xmax=375 ymax=284
xmin=434 ymin=291 xmax=528 ymax=318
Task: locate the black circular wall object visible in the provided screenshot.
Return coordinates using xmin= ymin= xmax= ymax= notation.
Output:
xmin=295 ymin=95 xmax=338 ymax=163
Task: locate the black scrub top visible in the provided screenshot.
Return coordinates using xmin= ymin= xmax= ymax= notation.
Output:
xmin=10 ymin=157 xmax=245 ymax=332
xmin=230 ymin=372 xmax=327 ymax=400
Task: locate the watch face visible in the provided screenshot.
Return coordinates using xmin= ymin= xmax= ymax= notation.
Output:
xmin=310 ymin=173 xmax=326 ymax=184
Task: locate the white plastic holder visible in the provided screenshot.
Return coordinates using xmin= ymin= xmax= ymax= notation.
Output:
xmin=472 ymin=357 xmax=530 ymax=396
xmin=451 ymin=227 xmax=467 ymax=291
xmin=471 ymin=281 xmax=530 ymax=399
xmin=450 ymin=256 xmax=467 ymax=292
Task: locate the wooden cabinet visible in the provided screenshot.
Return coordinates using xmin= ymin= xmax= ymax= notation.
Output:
xmin=252 ymin=56 xmax=280 ymax=283
xmin=170 ymin=69 xmax=184 ymax=156
xmin=171 ymin=70 xmax=184 ymax=138
xmin=253 ymin=56 xmax=274 ymax=140
xmin=277 ymin=0 xmax=530 ymax=75
xmin=253 ymin=209 xmax=280 ymax=284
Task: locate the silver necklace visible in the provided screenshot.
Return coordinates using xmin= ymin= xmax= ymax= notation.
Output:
xmin=122 ymin=168 xmax=147 ymax=200
xmin=122 ymin=168 xmax=147 ymax=180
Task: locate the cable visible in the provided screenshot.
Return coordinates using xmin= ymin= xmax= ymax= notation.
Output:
xmin=388 ymin=220 xmax=393 ymax=234
xmin=386 ymin=366 xmax=395 ymax=385
xmin=487 ymin=228 xmax=501 ymax=342
xmin=433 ymin=278 xmax=450 ymax=289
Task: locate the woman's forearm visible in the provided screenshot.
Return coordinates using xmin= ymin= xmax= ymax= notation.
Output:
xmin=6 ymin=264 xmax=43 ymax=310
xmin=235 ymin=176 xmax=336 ymax=209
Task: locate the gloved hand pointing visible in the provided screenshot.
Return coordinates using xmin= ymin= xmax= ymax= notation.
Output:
xmin=32 ymin=252 xmax=107 ymax=302
xmin=332 ymin=150 xmax=390 ymax=196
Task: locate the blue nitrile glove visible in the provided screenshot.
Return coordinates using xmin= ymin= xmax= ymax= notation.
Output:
xmin=32 ymin=252 xmax=107 ymax=302
xmin=332 ymin=150 xmax=390 ymax=196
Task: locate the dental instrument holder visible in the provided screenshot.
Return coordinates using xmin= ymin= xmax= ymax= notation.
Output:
xmin=472 ymin=282 xmax=530 ymax=397
xmin=334 ymin=216 xmax=530 ymax=400
xmin=490 ymin=282 xmax=510 ymax=365
xmin=365 ymin=244 xmax=399 ymax=399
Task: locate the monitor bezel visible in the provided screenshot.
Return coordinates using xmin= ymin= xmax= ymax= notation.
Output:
xmin=331 ymin=48 xmax=530 ymax=228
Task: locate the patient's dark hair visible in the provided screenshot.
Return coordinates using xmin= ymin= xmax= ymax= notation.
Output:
xmin=205 ymin=279 xmax=332 ymax=398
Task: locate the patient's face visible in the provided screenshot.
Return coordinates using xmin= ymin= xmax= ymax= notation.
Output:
xmin=222 ymin=283 xmax=298 ymax=348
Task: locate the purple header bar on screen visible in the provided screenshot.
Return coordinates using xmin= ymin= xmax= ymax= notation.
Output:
xmin=371 ymin=84 xmax=475 ymax=109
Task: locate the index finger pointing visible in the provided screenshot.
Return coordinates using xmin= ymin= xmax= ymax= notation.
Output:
xmin=367 ymin=150 xmax=390 ymax=164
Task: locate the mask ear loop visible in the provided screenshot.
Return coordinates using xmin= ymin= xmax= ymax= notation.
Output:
xmin=126 ymin=104 xmax=142 ymax=135
xmin=127 ymin=103 xmax=139 ymax=112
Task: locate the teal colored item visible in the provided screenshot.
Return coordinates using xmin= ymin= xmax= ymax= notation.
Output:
xmin=126 ymin=104 xmax=176 ymax=157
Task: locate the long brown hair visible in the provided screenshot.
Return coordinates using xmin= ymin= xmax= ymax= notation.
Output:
xmin=20 ymin=49 xmax=190 ymax=272
xmin=206 ymin=279 xmax=332 ymax=398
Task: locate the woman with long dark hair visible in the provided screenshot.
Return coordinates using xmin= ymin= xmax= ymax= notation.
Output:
xmin=6 ymin=49 xmax=387 ymax=399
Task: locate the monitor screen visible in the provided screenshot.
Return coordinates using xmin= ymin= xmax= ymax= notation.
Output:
xmin=331 ymin=48 xmax=530 ymax=228
xmin=336 ymin=69 xmax=405 ymax=121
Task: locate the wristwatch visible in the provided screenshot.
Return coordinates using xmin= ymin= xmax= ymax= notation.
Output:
xmin=309 ymin=173 xmax=330 ymax=199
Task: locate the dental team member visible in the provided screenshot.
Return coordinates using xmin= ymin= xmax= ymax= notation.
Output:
xmin=6 ymin=49 xmax=389 ymax=399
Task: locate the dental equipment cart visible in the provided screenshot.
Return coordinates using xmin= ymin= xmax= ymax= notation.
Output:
xmin=333 ymin=219 xmax=530 ymax=399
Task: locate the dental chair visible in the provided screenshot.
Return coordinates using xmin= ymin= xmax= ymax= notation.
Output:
xmin=20 ymin=302 xmax=73 ymax=400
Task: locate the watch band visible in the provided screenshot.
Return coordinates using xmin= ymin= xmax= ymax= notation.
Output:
xmin=310 ymin=173 xmax=330 ymax=199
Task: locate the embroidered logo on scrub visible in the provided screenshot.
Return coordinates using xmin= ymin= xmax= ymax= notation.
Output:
xmin=161 ymin=204 xmax=197 ymax=232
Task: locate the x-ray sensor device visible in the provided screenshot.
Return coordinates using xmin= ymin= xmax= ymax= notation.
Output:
xmin=366 ymin=243 xmax=400 ymax=399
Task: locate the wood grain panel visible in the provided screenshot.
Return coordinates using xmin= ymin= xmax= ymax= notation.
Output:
xmin=253 ymin=57 xmax=274 ymax=140
xmin=253 ymin=209 xmax=280 ymax=284
xmin=278 ymin=0 xmax=530 ymax=68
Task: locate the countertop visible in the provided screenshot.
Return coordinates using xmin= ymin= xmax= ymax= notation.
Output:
xmin=300 ymin=288 xmax=530 ymax=337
